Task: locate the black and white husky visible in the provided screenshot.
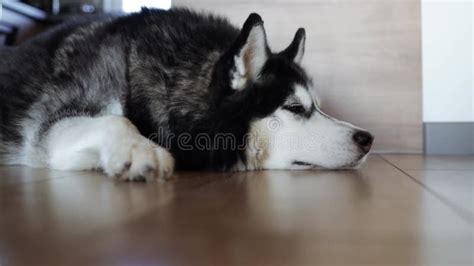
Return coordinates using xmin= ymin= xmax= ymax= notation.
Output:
xmin=0 ymin=8 xmax=373 ymax=181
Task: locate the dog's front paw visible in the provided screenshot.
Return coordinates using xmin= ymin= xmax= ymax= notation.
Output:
xmin=101 ymin=138 xmax=175 ymax=181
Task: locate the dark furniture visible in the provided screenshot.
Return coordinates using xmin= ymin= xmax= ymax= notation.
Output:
xmin=1 ymin=0 xmax=49 ymax=45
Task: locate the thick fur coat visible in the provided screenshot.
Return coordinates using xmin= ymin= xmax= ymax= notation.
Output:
xmin=0 ymin=8 xmax=373 ymax=180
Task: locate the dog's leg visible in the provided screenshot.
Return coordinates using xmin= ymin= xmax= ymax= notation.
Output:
xmin=44 ymin=115 xmax=174 ymax=181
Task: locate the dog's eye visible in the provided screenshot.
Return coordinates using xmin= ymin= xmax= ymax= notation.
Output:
xmin=283 ymin=104 xmax=306 ymax=114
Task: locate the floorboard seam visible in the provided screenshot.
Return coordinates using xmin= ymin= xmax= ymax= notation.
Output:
xmin=378 ymin=155 xmax=474 ymax=226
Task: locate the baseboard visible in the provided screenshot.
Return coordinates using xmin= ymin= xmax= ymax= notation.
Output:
xmin=424 ymin=122 xmax=474 ymax=155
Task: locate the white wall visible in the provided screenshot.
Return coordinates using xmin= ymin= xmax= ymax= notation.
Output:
xmin=122 ymin=0 xmax=171 ymax=12
xmin=422 ymin=0 xmax=473 ymax=122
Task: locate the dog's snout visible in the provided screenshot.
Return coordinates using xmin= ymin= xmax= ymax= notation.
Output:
xmin=353 ymin=131 xmax=373 ymax=153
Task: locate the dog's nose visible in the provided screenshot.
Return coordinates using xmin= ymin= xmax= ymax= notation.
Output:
xmin=353 ymin=131 xmax=374 ymax=153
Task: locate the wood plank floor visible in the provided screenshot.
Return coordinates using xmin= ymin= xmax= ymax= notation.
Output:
xmin=0 ymin=155 xmax=472 ymax=266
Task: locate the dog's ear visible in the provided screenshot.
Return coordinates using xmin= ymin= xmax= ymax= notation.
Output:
xmin=229 ymin=13 xmax=269 ymax=90
xmin=280 ymin=28 xmax=305 ymax=64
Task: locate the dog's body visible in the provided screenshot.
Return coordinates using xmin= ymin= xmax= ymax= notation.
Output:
xmin=0 ymin=8 xmax=373 ymax=180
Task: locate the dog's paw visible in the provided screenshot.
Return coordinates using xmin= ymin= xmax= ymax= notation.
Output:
xmin=101 ymin=138 xmax=175 ymax=181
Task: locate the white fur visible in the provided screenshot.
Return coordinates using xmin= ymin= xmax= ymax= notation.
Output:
xmin=243 ymin=85 xmax=367 ymax=170
xmin=293 ymin=34 xmax=305 ymax=64
xmin=45 ymin=115 xmax=174 ymax=181
xmin=102 ymin=100 xmax=124 ymax=116
xmin=231 ymin=55 xmax=248 ymax=90
xmin=294 ymin=85 xmax=312 ymax=109
xmin=231 ymin=25 xmax=267 ymax=90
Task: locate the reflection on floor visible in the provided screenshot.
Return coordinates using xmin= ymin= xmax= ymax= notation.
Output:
xmin=0 ymin=154 xmax=473 ymax=265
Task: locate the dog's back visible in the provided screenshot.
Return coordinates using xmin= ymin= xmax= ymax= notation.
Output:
xmin=0 ymin=8 xmax=240 ymax=165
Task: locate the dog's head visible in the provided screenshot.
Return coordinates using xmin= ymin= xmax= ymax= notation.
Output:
xmin=212 ymin=13 xmax=373 ymax=170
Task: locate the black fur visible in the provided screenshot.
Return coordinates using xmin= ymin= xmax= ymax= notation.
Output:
xmin=0 ymin=8 xmax=310 ymax=170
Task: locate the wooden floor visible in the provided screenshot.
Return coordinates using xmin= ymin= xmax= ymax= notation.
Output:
xmin=0 ymin=155 xmax=472 ymax=266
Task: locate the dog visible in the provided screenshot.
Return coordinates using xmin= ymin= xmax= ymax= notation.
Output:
xmin=0 ymin=8 xmax=374 ymax=181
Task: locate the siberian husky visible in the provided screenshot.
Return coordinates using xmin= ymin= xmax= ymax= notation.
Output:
xmin=0 ymin=8 xmax=373 ymax=181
